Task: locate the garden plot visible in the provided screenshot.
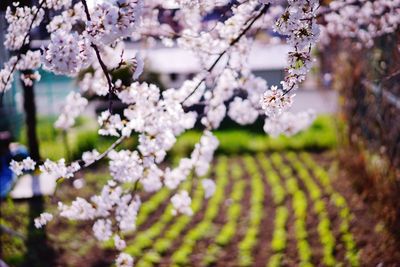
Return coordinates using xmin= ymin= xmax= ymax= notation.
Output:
xmin=112 ymin=153 xmax=373 ymax=266
xmin=1 ymin=153 xmax=400 ymax=266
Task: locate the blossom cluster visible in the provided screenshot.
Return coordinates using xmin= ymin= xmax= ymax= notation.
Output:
xmin=42 ymin=30 xmax=93 ymax=76
xmin=322 ymin=0 xmax=400 ymax=48
xmin=34 ymin=212 xmax=54 ymax=228
xmin=5 ymin=5 xmax=45 ymax=51
xmin=86 ymin=0 xmax=142 ymax=45
xmin=55 ymin=92 xmax=88 ymax=130
xmin=9 ymin=157 xmax=36 ymax=176
xmin=1 ymin=51 xmax=42 ymax=93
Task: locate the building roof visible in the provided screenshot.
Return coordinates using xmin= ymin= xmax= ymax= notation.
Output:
xmin=125 ymin=42 xmax=290 ymax=74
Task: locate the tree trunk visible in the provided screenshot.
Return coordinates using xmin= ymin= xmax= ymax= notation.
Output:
xmin=21 ymin=69 xmax=41 ymax=162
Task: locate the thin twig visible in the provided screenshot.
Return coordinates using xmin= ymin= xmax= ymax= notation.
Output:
xmin=182 ymin=4 xmax=270 ymax=104
xmin=81 ymin=0 xmax=115 ymax=113
xmin=84 ymin=136 xmax=125 ymax=168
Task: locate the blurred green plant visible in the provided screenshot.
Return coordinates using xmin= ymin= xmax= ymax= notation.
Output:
xmin=172 ymin=115 xmax=337 ymax=156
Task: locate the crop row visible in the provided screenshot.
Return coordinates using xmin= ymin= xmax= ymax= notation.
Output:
xmin=237 ymin=156 xmax=265 ymax=266
xmin=169 ymin=157 xmax=229 ymax=266
xmin=271 ymin=154 xmax=313 ymax=266
xmin=202 ymin=162 xmax=246 ymax=266
xmin=124 ymin=179 xmax=193 ymax=260
xmin=256 ymin=153 xmax=289 ymax=267
xmin=283 ymin=153 xmax=337 ymax=266
xmin=298 ymin=153 xmax=359 ymax=266
xmin=123 ymin=153 xmax=358 ymax=266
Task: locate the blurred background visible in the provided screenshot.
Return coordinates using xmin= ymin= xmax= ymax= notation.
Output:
xmin=0 ymin=1 xmax=399 ymax=267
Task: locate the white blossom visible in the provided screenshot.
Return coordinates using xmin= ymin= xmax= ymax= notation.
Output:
xmin=34 ymin=212 xmax=53 ymax=228
xmin=164 ymin=158 xmax=192 ymax=189
xmin=191 ymin=131 xmax=219 ymax=177
xmin=9 ymin=157 xmax=36 ymax=176
xmin=202 ymin=179 xmax=216 ymax=199
xmin=263 ymin=110 xmax=316 ymax=137
xmin=115 ymin=195 xmax=141 ymax=232
xmin=93 ymin=218 xmax=112 ymax=241
xmin=10 ymin=160 xmax=24 ymax=176
xmin=171 ymin=190 xmax=193 ymax=216
xmin=82 ymin=149 xmax=100 ymax=165
xmin=39 ymin=159 xmax=76 ymax=179
xmin=58 ymin=197 xmax=96 ymax=220
xmin=114 ymin=235 xmax=127 ymax=251
xmin=1 ymin=0 xmax=393 ymax=256
xmin=108 ymin=150 xmax=143 ymax=183
xmin=261 ymin=86 xmax=294 ymax=118
xmin=141 ymin=165 xmax=163 ymax=192
xmin=55 ymin=92 xmax=88 ymax=130
xmin=228 ymin=97 xmax=259 ymax=125
xmin=115 ymin=253 xmax=134 ymax=267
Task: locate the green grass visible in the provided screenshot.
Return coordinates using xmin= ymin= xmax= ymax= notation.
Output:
xmin=17 ymin=115 xmax=337 ymax=160
xmin=172 ymin=115 xmax=337 ymax=155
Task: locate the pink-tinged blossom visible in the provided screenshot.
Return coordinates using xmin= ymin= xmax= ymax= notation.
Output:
xmin=9 ymin=157 xmax=36 ymax=176
xmin=55 ymin=92 xmax=88 ymax=130
xmin=5 ymin=5 xmax=44 ymax=50
xmin=261 ymin=86 xmax=294 ymax=118
xmin=108 ymin=150 xmax=143 ymax=183
xmin=86 ymin=0 xmax=142 ymax=45
xmin=202 ymin=178 xmax=216 ymax=199
xmin=42 ymin=30 xmax=93 ymax=76
xmin=171 ymin=190 xmax=193 ymax=216
xmin=34 ymin=212 xmax=53 ymax=228
xmin=93 ymin=218 xmax=113 ymax=241
xmin=228 ymin=97 xmax=259 ymax=125
xmin=114 ymin=235 xmax=127 ymax=251
xmin=115 ymin=253 xmax=134 ymax=267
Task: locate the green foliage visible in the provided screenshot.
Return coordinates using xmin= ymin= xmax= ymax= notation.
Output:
xmin=171 ymin=157 xmax=229 ymax=266
xmin=172 ymin=115 xmax=337 ymax=156
xmin=19 ymin=115 xmax=336 ymax=161
xmin=299 ymin=153 xmax=359 ymax=267
xmin=236 ymin=156 xmax=265 ymax=267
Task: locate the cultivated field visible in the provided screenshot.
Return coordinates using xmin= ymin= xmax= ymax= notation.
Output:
xmin=2 ymin=152 xmax=399 ymax=267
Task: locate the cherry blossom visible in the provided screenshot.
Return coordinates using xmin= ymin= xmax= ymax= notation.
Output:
xmin=34 ymin=212 xmax=53 ymax=228
xmin=3 ymin=0 xmax=398 ymax=264
xmin=228 ymin=97 xmax=259 ymax=125
xmin=202 ymin=178 xmax=216 ymax=199
xmin=114 ymin=235 xmax=127 ymax=251
xmin=9 ymin=157 xmax=36 ymax=175
xmin=55 ymin=92 xmax=88 ymax=130
xmin=93 ymin=218 xmax=113 ymax=241
xmin=115 ymin=253 xmax=134 ymax=267
xmin=171 ymin=190 xmax=193 ymax=216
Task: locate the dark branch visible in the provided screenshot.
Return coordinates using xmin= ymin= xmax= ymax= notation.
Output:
xmin=81 ymin=0 xmax=115 ymax=113
xmin=182 ymin=4 xmax=270 ymax=104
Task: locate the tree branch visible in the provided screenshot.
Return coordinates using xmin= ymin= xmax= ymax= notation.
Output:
xmin=81 ymin=0 xmax=115 ymax=113
xmin=182 ymin=4 xmax=270 ymax=104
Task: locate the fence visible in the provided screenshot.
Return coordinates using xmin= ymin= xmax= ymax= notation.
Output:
xmin=332 ymin=31 xmax=400 ymax=170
